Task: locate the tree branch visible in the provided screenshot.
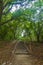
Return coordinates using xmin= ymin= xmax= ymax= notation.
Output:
xmin=3 ymin=5 xmax=13 ymax=15
xmin=0 ymin=17 xmax=14 ymax=26
xmin=1 ymin=12 xmax=26 ymax=26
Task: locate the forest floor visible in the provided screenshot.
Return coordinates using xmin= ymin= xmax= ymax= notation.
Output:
xmin=0 ymin=41 xmax=43 ymax=65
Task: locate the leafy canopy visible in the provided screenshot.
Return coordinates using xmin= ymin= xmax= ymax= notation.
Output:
xmin=0 ymin=0 xmax=43 ymax=42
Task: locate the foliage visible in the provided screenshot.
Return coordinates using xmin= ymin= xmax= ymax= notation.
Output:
xmin=0 ymin=0 xmax=43 ymax=42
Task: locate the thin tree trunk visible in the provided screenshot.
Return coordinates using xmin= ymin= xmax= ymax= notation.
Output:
xmin=37 ymin=34 xmax=40 ymax=42
xmin=29 ymin=42 xmax=33 ymax=53
xmin=0 ymin=0 xmax=3 ymax=22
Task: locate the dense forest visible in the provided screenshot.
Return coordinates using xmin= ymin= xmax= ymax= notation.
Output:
xmin=0 ymin=0 xmax=43 ymax=42
xmin=0 ymin=1 xmax=43 ymax=65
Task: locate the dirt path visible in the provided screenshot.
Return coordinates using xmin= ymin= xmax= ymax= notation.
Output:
xmin=0 ymin=53 xmax=38 ymax=65
xmin=14 ymin=54 xmax=38 ymax=65
xmin=0 ymin=53 xmax=43 ymax=65
xmin=0 ymin=41 xmax=43 ymax=65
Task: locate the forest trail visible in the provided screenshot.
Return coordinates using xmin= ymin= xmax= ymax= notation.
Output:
xmin=0 ymin=41 xmax=43 ymax=65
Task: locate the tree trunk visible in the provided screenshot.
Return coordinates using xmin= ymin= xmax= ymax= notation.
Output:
xmin=37 ymin=34 xmax=40 ymax=43
xmin=29 ymin=42 xmax=33 ymax=53
xmin=0 ymin=0 xmax=3 ymax=22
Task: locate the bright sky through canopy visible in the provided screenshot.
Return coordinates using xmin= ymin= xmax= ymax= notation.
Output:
xmin=10 ymin=5 xmax=20 ymax=13
xmin=10 ymin=0 xmax=36 ymax=13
